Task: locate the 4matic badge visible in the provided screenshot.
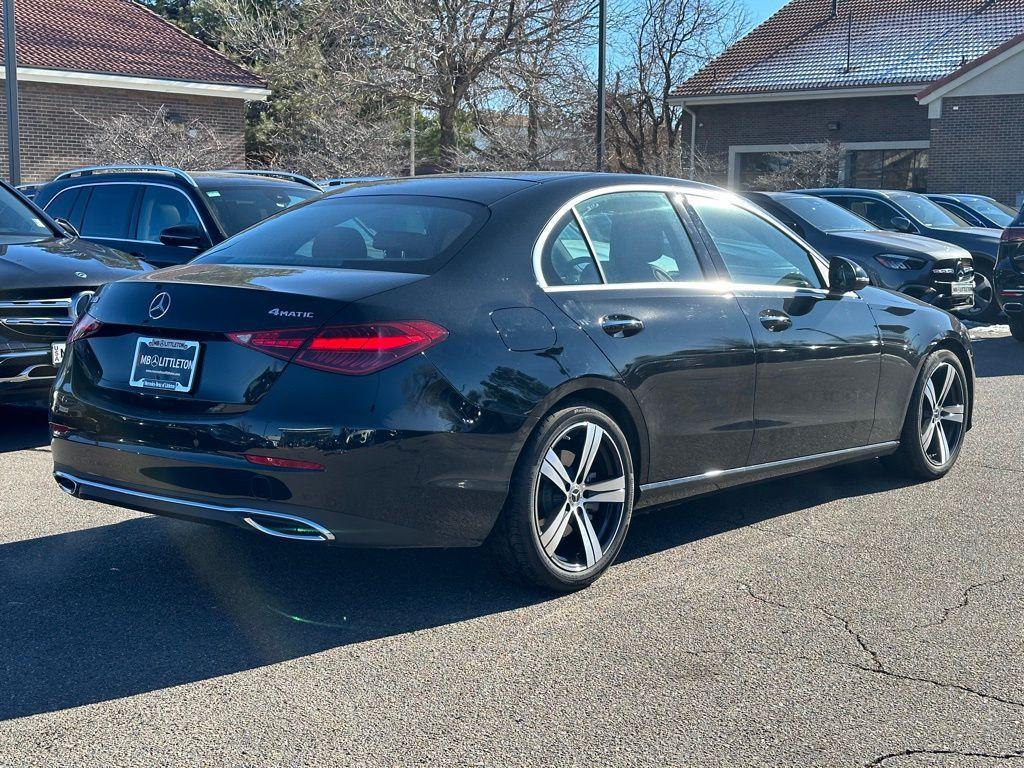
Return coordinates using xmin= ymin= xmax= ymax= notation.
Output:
xmin=268 ymin=307 xmax=315 ymax=319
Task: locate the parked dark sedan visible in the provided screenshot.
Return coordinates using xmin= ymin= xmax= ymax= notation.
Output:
xmin=927 ymin=194 xmax=1018 ymax=230
xmin=33 ymin=166 xmax=320 ymax=268
xmin=0 ymin=180 xmax=151 ymax=406
xmin=800 ymin=188 xmax=1003 ymax=320
xmin=995 ymin=208 xmax=1024 ymax=341
xmin=744 ymin=192 xmax=974 ymax=313
xmin=51 ymin=174 xmax=974 ymax=590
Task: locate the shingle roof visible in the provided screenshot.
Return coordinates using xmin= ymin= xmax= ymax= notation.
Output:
xmin=674 ymin=0 xmax=1024 ymax=98
xmin=0 ymin=0 xmax=264 ymax=89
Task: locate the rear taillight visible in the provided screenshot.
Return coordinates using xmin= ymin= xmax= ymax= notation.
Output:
xmin=228 ymin=321 xmax=448 ymax=375
xmin=67 ymin=312 xmax=102 ymax=345
xmin=1000 ymin=227 xmax=1024 ymax=243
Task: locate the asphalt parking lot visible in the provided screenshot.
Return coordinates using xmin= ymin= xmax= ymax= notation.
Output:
xmin=0 ymin=326 xmax=1021 ymax=767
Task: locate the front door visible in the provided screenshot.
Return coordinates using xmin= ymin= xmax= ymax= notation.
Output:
xmin=687 ymin=194 xmax=881 ymax=464
xmin=539 ymin=190 xmax=756 ymax=484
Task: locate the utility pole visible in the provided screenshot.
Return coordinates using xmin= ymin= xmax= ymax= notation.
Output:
xmin=409 ymin=104 xmax=416 ymax=176
xmin=595 ymin=0 xmax=607 ymax=172
xmin=2 ymin=0 xmax=20 ymax=185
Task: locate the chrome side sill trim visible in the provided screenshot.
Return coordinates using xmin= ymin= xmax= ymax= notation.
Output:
xmin=641 ymin=441 xmax=899 ymax=493
xmin=53 ymin=471 xmax=336 ymax=542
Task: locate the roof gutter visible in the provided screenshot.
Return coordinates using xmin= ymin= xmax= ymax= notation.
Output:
xmin=668 ymin=84 xmax=922 ymax=106
xmin=0 ymin=66 xmax=270 ymax=101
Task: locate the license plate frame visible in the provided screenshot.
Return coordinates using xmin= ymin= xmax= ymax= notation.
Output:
xmin=129 ymin=337 xmax=201 ymax=393
xmin=951 ymin=280 xmax=974 ymax=296
xmin=51 ymin=342 xmax=66 ymax=366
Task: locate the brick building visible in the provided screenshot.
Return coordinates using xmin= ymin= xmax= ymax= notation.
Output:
xmin=0 ymin=0 xmax=268 ymax=182
xmin=671 ymin=0 xmax=1024 ymax=205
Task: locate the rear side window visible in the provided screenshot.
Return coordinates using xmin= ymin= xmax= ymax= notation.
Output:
xmin=196 ymin=195 xmax=487 ymax=274
xmin=574 ymin=192 xmax=704 ymax=284
xmin=689 ymin=196 xmax=823 ymax=289
xmin=541 ymin=214 xmax=601 ymax=286
xmin=80 ymin=184 xmax=138 ymax=239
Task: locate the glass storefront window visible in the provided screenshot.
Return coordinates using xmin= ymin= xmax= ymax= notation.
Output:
xmin=848 ymin=148 xmax=928 ymax=191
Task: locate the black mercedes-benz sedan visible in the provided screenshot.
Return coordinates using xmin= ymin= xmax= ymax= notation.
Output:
xmin=0 ymin=181 xmax=151 ymax=406
xmin=51 ymin=174 xmax=974 ymax=590
xmin=744 ymin=191 xmax=975 ymax=314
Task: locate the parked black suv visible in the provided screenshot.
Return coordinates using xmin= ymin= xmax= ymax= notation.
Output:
xmin=34 ymin=167 xmax=321 ymax=268
xmin=0 ymin=179 xmax=151 ymax=406
xmin=927 ymin=194 xmax=1018 ymax=230
xmin=799 ymin=188 xmax=1003 ymax=321
xmin=995 ymin=208 xmax=1024 ymax=341
xmin=745 ymin=192 xmax=975 ymax=313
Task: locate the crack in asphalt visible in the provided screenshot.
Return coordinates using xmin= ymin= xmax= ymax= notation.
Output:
xmin=738 ymin=584 xmax=1024 ymax=710
xmin=865 ymin=748 xmax=1024 ymax=766
xmin=909 ymin=576 xmax=1010 ymax=630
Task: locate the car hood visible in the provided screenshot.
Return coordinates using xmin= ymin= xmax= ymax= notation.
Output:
xmin=827 ymin=230 xmax=971 ymax=259
xmin=0 ymin=237 xmax=151 ymax=294
xmin=924 ymin=227 xmax=1001 ymax=258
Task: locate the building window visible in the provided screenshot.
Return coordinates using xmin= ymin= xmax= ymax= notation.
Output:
xmin=847 ymin=148 xmax=928 ymax=192
xmin=736 ymin=152 xmax=804 ymax=189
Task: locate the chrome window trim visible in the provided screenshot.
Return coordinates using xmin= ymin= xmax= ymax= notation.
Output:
xmin=533 ymin=183 xmax=841 ymax=295
xmin=44 ymin=181 xmax=211 ymax=245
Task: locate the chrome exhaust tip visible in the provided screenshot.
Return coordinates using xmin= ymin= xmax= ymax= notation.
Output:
xmin=243 ymin=511 xmax=334 ymax=542
xmin=54 ymin=473 xmax=79 ymax=496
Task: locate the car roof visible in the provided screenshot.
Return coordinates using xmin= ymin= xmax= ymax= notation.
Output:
xmin=326 ymin=172 xmax=722 ymax=206
xmin=191 ymin=171 xmax=312 ymax=190
xmin=799 ymin=188 xmax=919 ymax=199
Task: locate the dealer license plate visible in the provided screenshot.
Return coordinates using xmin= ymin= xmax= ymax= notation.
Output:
xmin=129 ymin=337 xmax=201 ymax=393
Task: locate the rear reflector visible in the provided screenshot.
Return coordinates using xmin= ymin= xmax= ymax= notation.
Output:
xmin=228 ymin=321 xmax=448 ymax=375
xmin=244 ymin=454 xmax=325 ymax=471
xmin=50 ymin=423 xmax=71 ymax=438
xmin=1000 ymin=227 xmax=1024 ymax=243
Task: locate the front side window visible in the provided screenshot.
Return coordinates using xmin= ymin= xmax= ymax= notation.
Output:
xmin=830 ymin=197 xmax=905 ymax=232
xmin=0 ymin=185 xmax=54 ymax=242
xmin=574 ymin=192 xmax=704 ymax=284
xmin=541 ymin=214 xmax=601 ymax=286
xmin=888 ymin=192 xmax=966 ymax=229
xmin=137 ymin=186 xmax=204 ymax=243
xmin=197 ymin=195 xmax=486 ymax=274
xmin=80 ymin=184 xmax=137 ymax=239
xmin=689 ymin=196 xmax=823 ymax=289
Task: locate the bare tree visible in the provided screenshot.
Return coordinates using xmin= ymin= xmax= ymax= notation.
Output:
xmin=606 ymin=0 xmax=748 ymax=176
xmin=77 ymin=105 xmax=233 ymax=168
xmin=747 ymin=143 xmax=845 ymax=191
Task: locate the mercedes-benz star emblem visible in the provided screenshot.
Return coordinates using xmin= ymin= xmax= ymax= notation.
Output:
xmin=74 ymin=271 xmax=88 ymax=279
xmin=149 ymin=292 xmax=171 ymax=320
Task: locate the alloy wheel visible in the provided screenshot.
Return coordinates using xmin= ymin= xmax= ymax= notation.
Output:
xmin=534 ymin=421 xmax=627 ymax=573
xmin=961 ymin=272 xmax=993 ymax=319
xmin=919 ymin=362 xmax=966 ymax=467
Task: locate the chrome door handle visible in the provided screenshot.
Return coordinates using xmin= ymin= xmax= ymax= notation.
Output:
xmin=600 ymin=315 xmax=645 ymax=338
xmin=758 ymin=310 xmax=792 ymax=332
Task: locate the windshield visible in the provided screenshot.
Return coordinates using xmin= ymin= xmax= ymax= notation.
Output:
xmin=0 ymin=185 xmax=54 ymax=242
xmin=196 ymin=195 xmax=487 ymax=274
xmin=777 ymin=196 xmax=871 ymax=233
xmin=202 ymin=184 xmax=319 ymax=236
xmin=960 ymin=196 xmax=1016 ymax=227
xmin=889 ymin=192 xmax=967 ymax=228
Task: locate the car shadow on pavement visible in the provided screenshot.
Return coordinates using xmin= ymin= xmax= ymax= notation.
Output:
xmin=969 ymin=334 xmax=1024 ymax=378
xmin=0 ymin=457 xmax=914 ymax=722
xmin=0 ymin=407 xmax=49 ymax=453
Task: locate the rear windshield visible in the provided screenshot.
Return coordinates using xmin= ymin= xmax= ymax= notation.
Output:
xmin=201 ymin=183 xmax=319 ymax=236
xmin=196 ymin=195 xmax=487 ymax=273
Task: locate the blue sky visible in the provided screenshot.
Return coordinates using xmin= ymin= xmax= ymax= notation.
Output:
xmin=746 ymin=0 xmax=787 ymax=23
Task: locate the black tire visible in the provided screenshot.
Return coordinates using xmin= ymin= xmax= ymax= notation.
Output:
xmin=488 ymin=405 xmax=635 ymax=592
xmin=883 ymin=350 xmax=969 ymax=480
xmin=956 ymin=262 xmax=999 ymax=323
xmin=1009 ymin=317 xmax=1024 ymax=342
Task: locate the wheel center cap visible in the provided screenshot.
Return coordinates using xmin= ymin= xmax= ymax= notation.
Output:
xmin=570 ymin=486 xmax=582 ymax=502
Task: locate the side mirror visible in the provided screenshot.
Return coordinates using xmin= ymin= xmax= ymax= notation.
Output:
xmin=54 ymin=217 xmax=79 ymax=239
xmin=828 ymin=256 xmax=870 ymax=294
xmin=159 ymin=224 xmax=206 ymax=249
xmin=891 ymin=216 xmax=914 ymax=233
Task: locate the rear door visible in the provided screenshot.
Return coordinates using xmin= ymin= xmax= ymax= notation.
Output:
xmin=686 ymin=193 xmax=881 ymax=464
xmin=540 ymin=189 xmax=756 ymax=485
